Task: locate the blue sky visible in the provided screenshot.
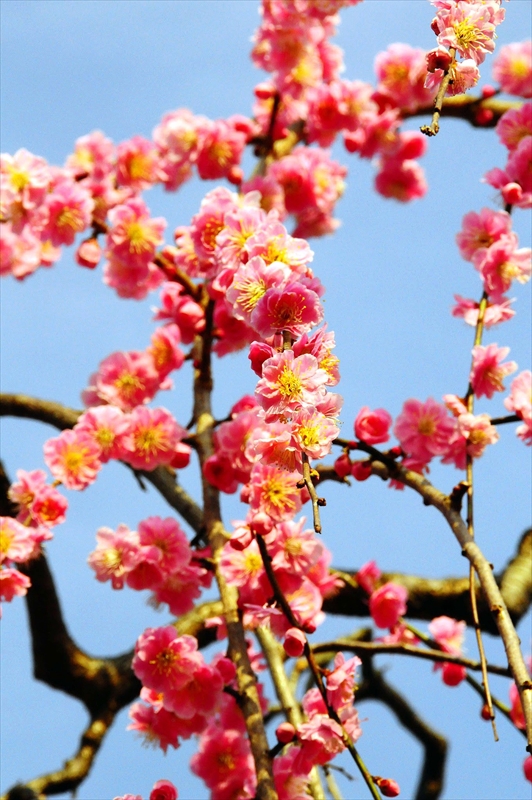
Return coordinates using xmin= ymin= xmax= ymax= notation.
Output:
xmin=1 ymin=2 xmax=531 ymax=799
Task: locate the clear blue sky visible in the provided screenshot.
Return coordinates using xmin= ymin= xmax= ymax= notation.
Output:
xmin=1 ymin=2 xmax=531 ymax=799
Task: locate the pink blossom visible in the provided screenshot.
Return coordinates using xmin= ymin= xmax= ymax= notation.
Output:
xmin=247 ymin=462 xmax=305 ymax=521
xmin=290 ymin=407 xmax=339 ymax=459
xmin=509 ymin=682 xmax=526 ymax=730
xmin=35 ymin=179 xmax=94 ymax=246
xmin=505 ymin=370 xmax=532 ymax=444
xmin=425 ymin=59 xmax=480 ymax=96
xmin=203 ymin=454 xmax=240 ymax=494
xmin=375 ymin=44 xmax=433 ymax=112
xmin=251 ymin=282 xmax=323 ymax=338
xmin=0 ymin=224 xmax=42 ymax=280
xmin=191 ymin=725 xmax=255 ymax=797
xmin=0 ymin=517 xmax=36 ymax=564
xmin=149 ymin=780 xmax=178 ymax=800
xmin=43 ymin=429 xmax=102 ymax=490
xmin=75 ymin=406 xmax=131 ymax=462
xmin=122 ymin=406 xmax=187 ymax=471
xmin=473 ymin=236 xmax=531 ymax=299
xmin=435 ymin=2 xmax=497 ymax=65
xmin=266 ymin=517 xmax=321 ymax=576
xmin=524 ymin=755 xmax=532 ymax=783
xmin=326 ymin=652 xmax=361 ymax=711
xmin=83 ymin=351 xmax=163 ymax=411
xmin=375 ymin=158 xmax=427 ymax=202
xmin=296 ymin=715 xmax=346 ymax=769
xmin=137 ymin=516 xmax=191 ymax=577
xmin=28 ymin=485 xmax=68 ymax=529
xmin=255 ymin=350 xmax=328 ymax=419
xmin=0 ymin=567 xmax=31 ymax=603
xmin=440 ymin=661 xmax=467 ymax=686
xmin=75 ymin=237 xmax=102 ymax=269
xmin=150 ymin=562 xmax=208 ymax=616
xmin=356 ymin=560 xmax=381 ymax=595
xmin=354 ymin=406 xmax=392 ymax=444
xmin=220 ymin=539 xmax=270 ymax=606
xmin=451 ymin=294 xmax=515 ymax=328
xmin=369 ymin=582 xmax=408 ymax=628
xmin=103 ymin=256 xmax=164 ymax=300
xmin=351 ymin=460 xmax=372 ymax=481
xmin=374 ymin=777 xmax=401 ymax=798
xmin=88 ymin=524 xmax=142 ymax=589
xmin=196 ymin=119 xmax=247 ymax=181
xmin=226 ymin=256 xmax=291 ymax=324
xmin=283 ymin=627 xmax=306 ymax=657
xmin=493 ymin=41 xmax=532 ymax=98
xmin=116 ymin=135 xmax=163 ymax=190
xmin=133 ymin=627 xmax=203 ymax=693
xmin=65 ymin=130 xmax=115 ymax=181
xmin=429 ymin=616 xmax=465 ymax=654
xmin=148 ymin=324 xmax=184 ymax=378
xmin=106 ymin=198 xmax=166 ymax=268
xmin=0 ymin=149 xmax=50 ymax=220
xmin=394 ymin=398 xmax=456 ymax=462
xmin=214 ymin=205 xmax=266 ymax=269
xmin=154 ymin=282 xmax=206 ymax=344
xmin=496 ymin=103 xmax=532 ymax=151
xmin=456 ymin=207 xmax=512 ymax=262
xmin=470 ymin=343 xmax=517 ymax=399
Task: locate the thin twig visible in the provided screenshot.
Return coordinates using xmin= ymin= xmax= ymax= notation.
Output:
xmin=420 ymin=48 xmax=457 ymax=137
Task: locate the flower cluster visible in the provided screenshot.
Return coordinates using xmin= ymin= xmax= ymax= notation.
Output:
xmin=0 ymin=470 xmax=68 ymax=611
xmin=425 ymin=0 xmax=506 ymax=98
xmin=88 ymin=516 xmax=210 ymax=614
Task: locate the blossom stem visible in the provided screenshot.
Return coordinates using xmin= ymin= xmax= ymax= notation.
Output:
xmin=420 ymin=48 xmax=457 ymax=137
xmin=301 ymin=453 xmax=323 ymax=534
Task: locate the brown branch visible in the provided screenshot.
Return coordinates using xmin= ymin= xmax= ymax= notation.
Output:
xmin=0 ymin=392 xmax=204 ymax=534
xmin=411 ymin=95 xmax=522 ymax=129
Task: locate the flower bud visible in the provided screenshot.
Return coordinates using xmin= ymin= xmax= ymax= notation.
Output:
xmin=283 ymin=627 xmax=306 ymax=658
xmin=374 ymin=776 xmax=400 ymax=797
xmin=75 ymin=237 xmax=101 ymax=269
xmin=276 ymin=721 xmax=297 ymax=744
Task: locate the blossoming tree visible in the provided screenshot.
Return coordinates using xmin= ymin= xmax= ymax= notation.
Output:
xmin=1 ymin=2 xmax=531 ymax=799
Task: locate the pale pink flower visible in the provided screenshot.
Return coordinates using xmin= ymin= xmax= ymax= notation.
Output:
xmin=148 ymin=324 xmax=184 ymax=378
xmin=394 ymin=398 xmax=456 ymax=462
xmin=251 ymin=282 xmax=323 ymax=338
xmin=106 ymin=198 xmax=166 ymax=268
xmin=245 ymin=215 xmax=314 ymax=274
xmin=375 ymin=44 xmax=433 ymax=112
xmin=496 ymin=103 xmax=532 ymax=151
xmin=196 ymin=119 xmax=247 ymax=181
xmin=83 ymin=351 xmax=162 ymax=411
xmin=456 ymin=207 xmax=512 ymax=262
xmin=425 ymin=59 xmax=480 ymax=96
xmin=226 ymin=256 xmax=291 ymax=324
xmin=451 ymin=294 xmax=515 ymax=328
xmin=255 ymin=350 xmax=328 ymax=419
xmin=273 ymin=748 xmax=311 ymax=800
xmin=429 ymin=615 xmax=465 ymax=654
xmin=470 ymin=343 xmax=517 ymax=399
xmin=247 ymin=462 xmax=305 ymax=521
xmin=266 ymin=517 xmax=321 ymax=576
xmin=220 ymin=539 xmax=270 ymax=606
xmin=493 ymin=41 xmax=532 ymax=98
xmin=214 ymin=205 xmax=266 ymax=269
xmin=137 ymin=516 xmax=191 ymax=577
xmin=326 ymin=652 xmax=361 ymax=711
xmin=247 ymin=419 xmax=302 ymax=473
xmin=133 ymin=627 xmax=203 ymax=693
xmin=0 ymin=567 xmax=32 ymax=603
xmin=103 ymin=255 xmax=164 ymax=300
xmin=116 ymin=135 xmax=163 ymax=190
xmin=75 ymin=406 xmax=131 ymax=462
xmin=0 ymin=149 xmax=50 ymax=220
xmin=35 ymin=179 xmax=94 ymax=246
xmin=65 ymin=130 xmax=115 ymax=181
xmin=296 ymin=715 xmax=346 ymax=768
xmin=435 ymin=2 xmax=496 ymax=65
xmin=375 ymin=158 xmax=427 ymax=202
xmin=290 ymin=407 xmax=339 ymax=459
xmin=43 ymin=429 xmax=102 ymax=490
xmin=354 ymin=406 xmax=393 ymax=444
xmin=474 ymin=237 xmax=531 ymax=299
xmin=8 ymin=468 xmax=48 ymax=524
xmin=154 ymin=282 xmax=206 ymax=344
xmin=443 ymin=413 xmax=499 ymax=468
xmin=0 ymin=517 xmax=36 ymax=564
xmin=87 ymin=524 xmax=141 ymax=589
xmin=369 ymin=582 xmax=408 ymax=629
xmin=122 ymin=406 xmax=187 ymax=471
xmin=0 ymin=224 xmax=42 ymax=280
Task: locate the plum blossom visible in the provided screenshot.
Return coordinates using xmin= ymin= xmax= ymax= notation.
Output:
xmin=492 ymin=41 xmax=532 ymax=98
xmin=122 ymin=407 xmax=188 ymax=471
xmin=354 ymin=406 xmax=392 ymax=444
xmin=43 ymin=429 xmax=102 ymax=490
xmin=369 ymin=582 xmax=408 ymax=629
xmin=470 ymin=344 xmax=517 ymax=399
xmin=455 ymin=207 xmax=512 ymax=262
xmin=394 ymin=398 xmax=456 ymax=463
xmin=504 ymin=370 xmax=532 ymax=444
xmin=255 ymin=350 xmax=328 ymax=420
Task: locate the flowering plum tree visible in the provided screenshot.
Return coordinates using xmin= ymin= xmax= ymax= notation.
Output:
xmin=1 ymin=1 xmax=531 ymax=799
